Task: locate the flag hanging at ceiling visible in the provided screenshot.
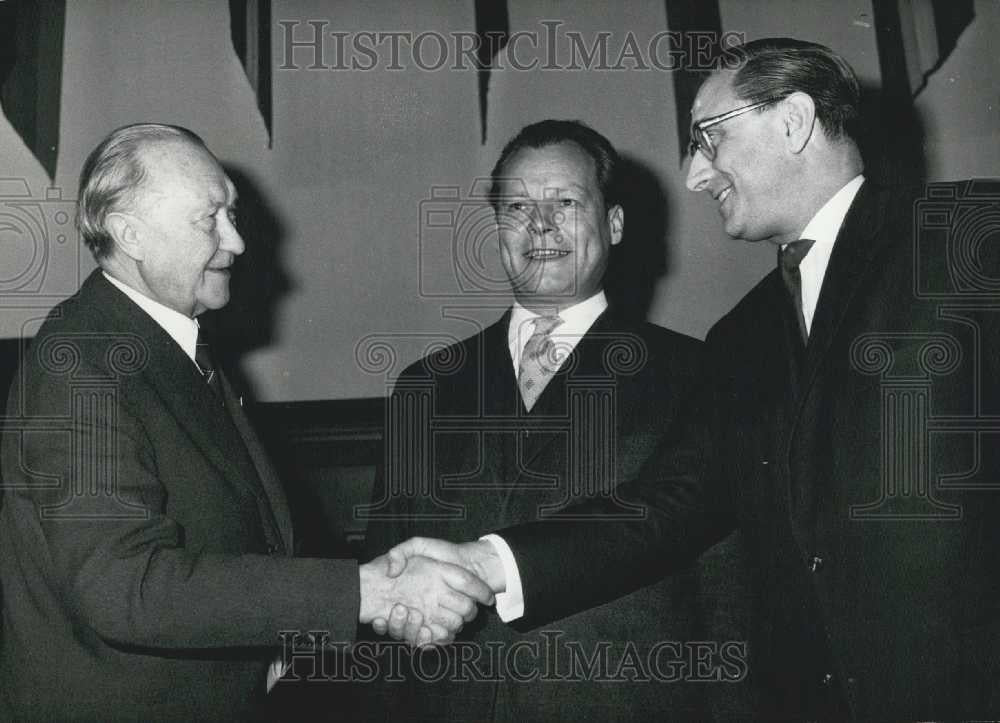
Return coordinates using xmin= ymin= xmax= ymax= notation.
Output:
xmin=664 ymin=0 xmax=723 ymax=166
xmin=0 ymin=0 xmax=66 ymax=181
xmin=474 ymin=0 xmax=509 ymax=145
xmin=229 ymin=0 xmax=273 ymax=147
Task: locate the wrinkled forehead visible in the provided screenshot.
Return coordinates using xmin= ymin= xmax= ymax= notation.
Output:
xmin=499 ymin=141 xmax=598 ymax=192
xmin=138 ymin=139 xmax=235 ymax=204
xmin=691 ymin=70 xmax=741 ymax=123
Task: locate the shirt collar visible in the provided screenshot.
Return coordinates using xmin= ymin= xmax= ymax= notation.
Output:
xmin=102 ymin=271 xmax=200 ymax=362
xmin=791 ymin=175 xmax=865 ymax=335
xmin=797 ymin=174 xmax=865 ymax=248
xmin=508 ymin=291 xmax=608 ymax=368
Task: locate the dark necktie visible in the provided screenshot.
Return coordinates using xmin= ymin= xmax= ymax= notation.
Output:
xmin=195 ymin=329 xmax=222 ymax=399
xmin=517 ymin=315 xmax=564 ymax=411
xmin=778 ymin=239 xmax=816 ymax=344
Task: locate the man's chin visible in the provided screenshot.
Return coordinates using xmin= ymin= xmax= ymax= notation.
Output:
xmin=514 ymin=288 xmax=579 ymax=310
xmin=195 ymin=290 xmax=231 ymax=315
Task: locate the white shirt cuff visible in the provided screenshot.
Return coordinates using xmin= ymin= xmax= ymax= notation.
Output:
xmin=480 ymin=534 xmax=524 ymax=622
xmin=266 ymin=655 xmax=287 ymax=693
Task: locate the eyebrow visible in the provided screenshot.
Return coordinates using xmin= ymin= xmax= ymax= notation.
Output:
xmin=503 ymin=182 xmax=588 ymax=195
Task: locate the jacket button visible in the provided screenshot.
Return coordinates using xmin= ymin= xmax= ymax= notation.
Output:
xmin=821 ymin=672 xmax=835 ymax=686
xmin=808 ymin=555 xmax=824 ymax=572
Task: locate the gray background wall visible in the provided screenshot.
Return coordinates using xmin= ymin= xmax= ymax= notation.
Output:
xmin=1 ymin=0 xmax=997 ymax=401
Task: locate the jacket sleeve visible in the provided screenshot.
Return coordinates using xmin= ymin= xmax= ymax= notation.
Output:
xmin=6 ymin=355 xmax=361 ymax=650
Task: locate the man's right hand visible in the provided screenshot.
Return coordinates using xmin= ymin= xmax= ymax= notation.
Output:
xmin=386 ymin=537 xmax=506 ymax=593
xmin=368 ymin=537 xmax=507 ymax=642
xmin=358 ymin=552 xmax=494 ymax=645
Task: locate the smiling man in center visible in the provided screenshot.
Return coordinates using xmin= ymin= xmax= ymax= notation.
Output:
xmin=360 ymin=119 xmax=711 ymax=721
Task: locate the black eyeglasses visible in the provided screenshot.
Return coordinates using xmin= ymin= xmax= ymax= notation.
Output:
xmin=688 ymin=96 xmax=785 ymax=161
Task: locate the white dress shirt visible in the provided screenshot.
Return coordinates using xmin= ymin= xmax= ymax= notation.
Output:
xmin=791 ymin=174 xmax=864 ymax=335
xmin=102 ymin=272 xmax=200 ymax=363
xmin=489 ymin=176 xmax=866 ymax=622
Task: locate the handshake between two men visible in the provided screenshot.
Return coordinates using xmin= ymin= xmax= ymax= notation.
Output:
xmin=359 ymin=538 xmax=505 ymax=646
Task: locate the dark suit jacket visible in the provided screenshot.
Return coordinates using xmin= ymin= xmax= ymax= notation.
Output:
xmin=498 ymin=181 xmax=1000 ymax=720
xmin=361 ymin=307 xmax=728 ymax=722
xmin=0 ymin=271 xmax=360 ymax=721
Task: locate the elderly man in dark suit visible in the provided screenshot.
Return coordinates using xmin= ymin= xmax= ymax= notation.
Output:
xmin=0 ymin=123 xmax=492 ymax=721
xmin=361 ymin=120 xmax=708 ymax=721
xmin=388 ymin=39 xmax=1000 ymax=720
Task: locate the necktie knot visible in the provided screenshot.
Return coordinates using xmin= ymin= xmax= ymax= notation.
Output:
xmin=533 ymin=314 xmax=563 ymax=335
xmin=779 ymin=238 xmax=816 ymax=271
xmin=778 ymin=240 xmax=815 ymax=345
xmin=530 ymin=313 xmax=562 ymax=339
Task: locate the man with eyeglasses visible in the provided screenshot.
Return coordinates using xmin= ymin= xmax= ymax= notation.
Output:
xmin=386 ymin=37 xmax=1000 ymax=720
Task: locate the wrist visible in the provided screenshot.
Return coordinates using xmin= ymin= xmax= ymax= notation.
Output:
xmin=357 ymin=559 xmax=388 ymax=623
xmin=470 ymin=540 xmax=506 ymax=593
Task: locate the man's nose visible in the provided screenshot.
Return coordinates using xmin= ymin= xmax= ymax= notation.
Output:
xmin=528 ymin=202 xmax=559 ymax=234
xmin=219 ymin=215 xmax=246 ymax=256
xmin=685 ymin=149 xmax=713 ymax=192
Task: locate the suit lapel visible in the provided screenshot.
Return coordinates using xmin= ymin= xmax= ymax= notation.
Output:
xmin=471 ymin=316 xmax=519 ymax=518
xmin=91 ymin=274 xmax=270 ymax=506
xmin=796 ymin=182 xmax=891 ymax=415
xmin=483 ymin=312 xmax=519 ymax=417
xmin=781 ymin=183 xmax=892 ymax=523
xmin=219 ymin=371 xmax=293 ymax=551
xmin=748 ymin=275 xmax=807 ymax=447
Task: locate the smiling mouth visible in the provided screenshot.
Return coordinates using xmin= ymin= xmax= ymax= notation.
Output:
xmin=525 ymin=249 xmax=571 ymax=260
xmin=715 ymin=187 xmax=732 ymax=204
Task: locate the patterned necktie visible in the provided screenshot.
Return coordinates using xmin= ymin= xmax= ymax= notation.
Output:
xmin=517 ymin=315 xmax=564 ymax=411
xmin=195 ymin=329 xmax=222 ymax=399
xmin=778 ymin=239 xmax=816 ymax=344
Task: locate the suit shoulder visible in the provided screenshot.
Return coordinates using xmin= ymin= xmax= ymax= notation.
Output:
xmin=633 ymin=320 xmax=700 ymax=347
xmin=28 ymin=272 xmax=112 ymax=345
xmin=631 ymin=320 xmax=700 ymax=357
xmin=397 ymin=325 xmax=494 ymax=382
xmin=608 ymin=320 xmax=702 ymax=380
xmin=706 ymin=270 xmax=777 ymax=344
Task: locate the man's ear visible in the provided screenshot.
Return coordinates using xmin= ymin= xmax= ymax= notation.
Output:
xmin=105 ymin=212 xmax=144 ymax=262
xmin=782 ymin=91 xmax=817 ymax=154
xmin=607 ymin=205 xmax=624 ymax=246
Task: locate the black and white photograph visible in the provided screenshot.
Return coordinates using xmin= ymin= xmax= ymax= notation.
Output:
xmin=1 ymin=1 xmax=998 ymax=720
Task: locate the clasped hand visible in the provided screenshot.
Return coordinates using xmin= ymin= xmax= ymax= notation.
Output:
xmin=359 ymin=537 xmax=506 ymax=646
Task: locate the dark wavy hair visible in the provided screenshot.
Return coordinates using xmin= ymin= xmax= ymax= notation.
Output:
xmin=489 ymin=119 xmax=619 ymax=210
xmin=723 ymin=38 xmax=861 ymax=142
